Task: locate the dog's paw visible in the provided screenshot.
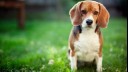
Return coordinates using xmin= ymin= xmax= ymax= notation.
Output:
xmin=97 ymin=67 xmax=102 ymax=72
xmin=71 ymin=64 xmax=77 ymax=72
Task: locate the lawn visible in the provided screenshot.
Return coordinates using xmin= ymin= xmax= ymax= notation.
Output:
xmin=0 ymin=18 xmax=127 ymax=72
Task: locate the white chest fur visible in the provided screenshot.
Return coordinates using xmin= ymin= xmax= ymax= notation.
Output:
xmin=74 ymin=28 xmax=100 ymax=62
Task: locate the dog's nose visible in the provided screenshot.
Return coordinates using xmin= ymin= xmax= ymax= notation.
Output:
xmin=86 ymin=19 xmax=93 ymax=25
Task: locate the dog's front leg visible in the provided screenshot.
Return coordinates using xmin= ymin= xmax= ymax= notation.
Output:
xmin=96 ymin=56 xmax=102 ymax=72
xmin=69 ymin=50 xmax=77 ymax=71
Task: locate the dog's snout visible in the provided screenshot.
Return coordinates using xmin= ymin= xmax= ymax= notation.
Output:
xmin=86 ymin=19 xmax=93 ymax=25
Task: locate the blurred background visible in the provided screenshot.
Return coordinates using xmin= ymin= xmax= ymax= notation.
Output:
xmin=0 ymin=0 xmax=127 ymax=21
xmin=0 ymin=0 xmax=127 ymax=72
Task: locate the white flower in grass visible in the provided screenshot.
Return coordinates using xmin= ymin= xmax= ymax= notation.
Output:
xmin=102 ymin=67 xmax=106 ymax=71
xmin=40 ymin=65 xmax=45 ymax=70
xmin=48 ymin=59 xmax=54 ymax=65
xmin=116 ymin=68 xmax=119 ymax=72
xmin=20 ymin=68 xmax=26 ymax=71
xmin=32 ymin=70 xmax=36 ymax=72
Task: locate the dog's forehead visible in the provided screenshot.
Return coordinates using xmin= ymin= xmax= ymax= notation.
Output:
xmin=81 ymin=1 xmax=99 ymax=11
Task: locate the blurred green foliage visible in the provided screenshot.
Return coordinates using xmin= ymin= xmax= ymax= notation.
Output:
xmin=60 ymin=0 xmax=75 ymax=14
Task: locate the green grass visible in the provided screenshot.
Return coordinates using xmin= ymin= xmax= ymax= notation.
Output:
xmin=0 ymin=18 xmax=127 ymax=72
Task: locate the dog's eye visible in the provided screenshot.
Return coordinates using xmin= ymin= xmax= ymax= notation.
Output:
xmin=94 ymin=11 xmax=99 ymax=15
xmin=81 ymin=10 xmax=87 ymax=14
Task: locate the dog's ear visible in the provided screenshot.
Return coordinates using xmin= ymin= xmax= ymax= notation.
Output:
xmin=97 ymin=3 xmax=110 ymax=28
xmin=69 ymin=2 xmax=83 ymax=26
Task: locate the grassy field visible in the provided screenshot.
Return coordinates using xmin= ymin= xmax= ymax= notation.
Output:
xmin=0 ymin=18 xmax=127 ymax=72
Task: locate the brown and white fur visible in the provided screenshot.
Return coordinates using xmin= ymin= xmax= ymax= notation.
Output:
xmin=68 ymin=1 xmax=110 ymax=72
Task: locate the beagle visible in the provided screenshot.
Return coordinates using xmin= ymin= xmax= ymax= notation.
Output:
xmin=68 ymin=1 xmax=110 ymax=72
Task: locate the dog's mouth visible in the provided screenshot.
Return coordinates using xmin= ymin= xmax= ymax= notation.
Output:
xmin=86 ymin=25 xmax=92 ymax=28
xmin=81 ymin=23 xmax=93 ymax=28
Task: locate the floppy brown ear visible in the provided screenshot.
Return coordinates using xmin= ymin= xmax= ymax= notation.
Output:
xmin=69 ymin=2 xmax=83 ymax=26
xmin=97 ymin=3 xmax=110 ymax=28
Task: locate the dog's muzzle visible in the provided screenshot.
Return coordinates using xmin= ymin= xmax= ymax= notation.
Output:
xmin=86 ymin=19 xmax=93 ymax=25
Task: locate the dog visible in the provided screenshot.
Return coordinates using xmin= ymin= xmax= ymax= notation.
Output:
xmin=68 ymin=1 xmax=110 ymax=72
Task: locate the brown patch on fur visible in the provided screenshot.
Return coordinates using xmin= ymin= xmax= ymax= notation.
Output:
xmin=95 ymin=26 xmax=103 ymax=57
xmin=97 ymin=3 xmax=110 ymax=28
xmin=69 ymin=1 xmax=83 ymax=26
xmin=68 ymin=26 xmax=81 ymax=56
xmin=98 ymin=31 xmax=103 ymax=57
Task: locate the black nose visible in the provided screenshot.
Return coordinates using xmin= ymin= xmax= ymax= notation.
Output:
xmin=86 ymin=19 xmax=93 ymax=25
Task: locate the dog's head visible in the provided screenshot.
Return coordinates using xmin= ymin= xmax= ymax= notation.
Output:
xmin=69 ymin=1 xmax=110 ymax=28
